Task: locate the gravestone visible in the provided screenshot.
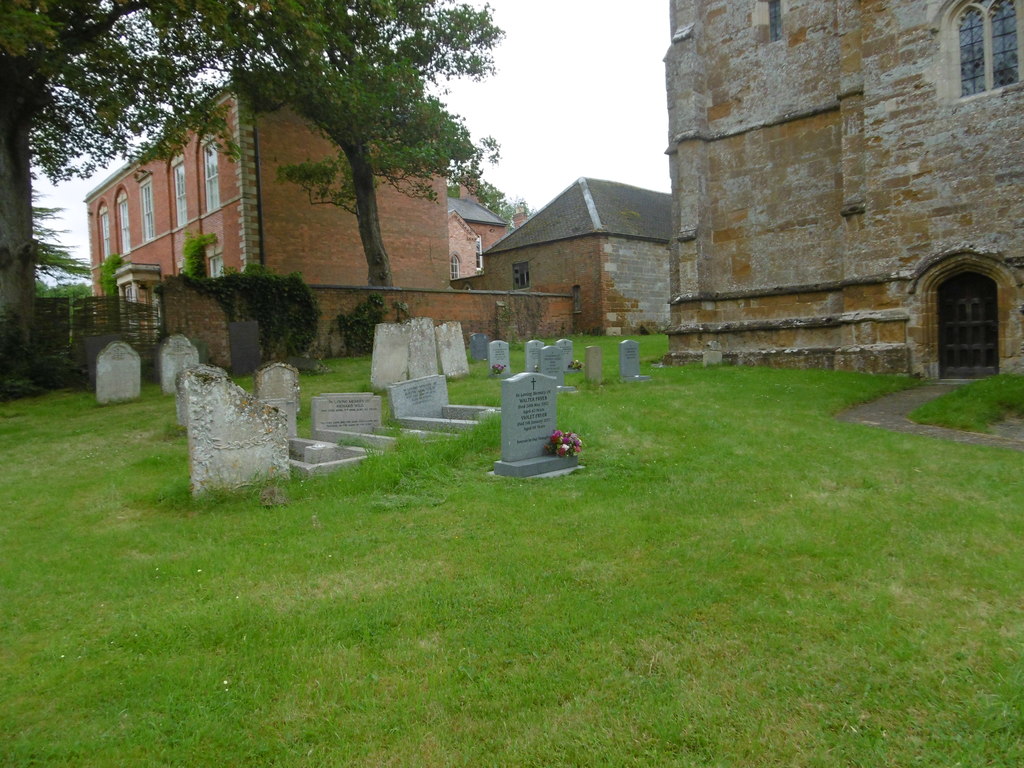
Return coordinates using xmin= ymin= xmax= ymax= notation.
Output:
xmin=370 ymin=322 xmax=411 ymax=389
xmin=95 ymin=341 xmax=140 ymax=404
xmin=254 ymin=361 xmax=300 ymax=436
xmin=388 ymin=374 xmax=498 ymax=431
xmin=524 ymin=340 xmax=544 ymax=372
xmin=469 ymin=333 xmax=490 ymax=361
xmin=493 ymin=373 xmax=578 ymax=478
xmin=228 ymin=321 xmax=261 ymax=376
xmin=619 ymin=339 xmax=652 ymax=382
xmin=703 ymin=340 xmax=724 ymax=367
xmin=310 ymin=393 xmax=383 ymax=439
xmin=159 ymin=334 xmax=200 ymax=394
xmin=180 ymin=365 xmax=289 ymax=496
xmin=287 ymin=438 xmax=367 ymax=477
xmin=556 ymin=338 xmax=575 ymax=371
xmin=407 ymin=317 xmax=439 ymax=379
xmin=540 ymin=345 xmax=574 ymax=391
xmin=585 ymin=345 xmax=603 ymax=384
xmin=435 ymin=321 xmax=470 ymax=379
xmin=487 ymin=339 xmax=512 ymax=377
xmin=85 ymin=334 xmax=121 ymax=389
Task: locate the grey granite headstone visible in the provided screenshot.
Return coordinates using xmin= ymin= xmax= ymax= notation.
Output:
xmin=388 ymin=374 xmax=448 ymax=420
xmin=370 ymin=322 xmax=410 ymax=389
xmin=159 ymin=334 xmax=200 ymax=394
xmin=406 ymin=317 xmax=439 ymax=379
xmin=95 ymin=341 xmax=140 ymax=404
xmin=85 ymin=334 xmax=121 ymax=388
xmin=556 ymin=338 xmax=574 ymax=371
xmin=254 ymin=361 xmax=300 ymax=436
xmin=469 ymin=333 xmax=490 ymax=361
xmin=180 ymin=364 xmax=289 ymax=496
xmin=435 ymin=321 xmax=470 ymax=379
xmin=487 ymin=340 xmax=512 ymax=377
xmin=619 ymin=339 xmax=651 ymax=382
xmin=493 ymin=373 xmax=578 ymax=478
xmin=525 ymin=340 xmax=544 ymax=372
xmin=311 ymin=393 xmax=382 ymax=439
xmin=228 ymin=321 xmax=261 ymax=376
xmin=540 ymin=345 xmax=571 ymax=390
xmin=585 ymin=346 xmax=603 ymax=384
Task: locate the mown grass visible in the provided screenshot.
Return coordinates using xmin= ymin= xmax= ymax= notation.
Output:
xmin=910 ymin=373 xmax=1024 ymax=432
xmin=3 ymin=336 xmax=1023 ymax=767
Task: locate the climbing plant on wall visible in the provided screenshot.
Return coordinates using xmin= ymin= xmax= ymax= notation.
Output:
xmin=182 ymin=231 xmax=216 ymax=278
xmin=336 ymin=293 xmax=385 ymax=355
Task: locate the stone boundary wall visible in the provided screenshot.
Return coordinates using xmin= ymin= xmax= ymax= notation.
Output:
xmin=160 ymin=276 xmax=573 ymax=367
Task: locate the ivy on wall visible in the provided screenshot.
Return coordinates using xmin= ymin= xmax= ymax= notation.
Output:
xmin=99 ymin=253 xmax=123 ymax=296
xmin=181 ymin=265 xmax=320 ymax=358
xmin=336 ymin=293 xmax=385 ymax=355
xmin=183 ymin=231 xmax=216 ymax=278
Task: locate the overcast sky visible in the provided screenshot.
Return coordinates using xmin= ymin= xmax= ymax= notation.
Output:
xmin=33 ymin=0 xmax=672 ymax=273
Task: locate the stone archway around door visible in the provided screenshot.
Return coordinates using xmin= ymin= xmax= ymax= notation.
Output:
xmin=938 ymin=271 xmax=999 ymax=378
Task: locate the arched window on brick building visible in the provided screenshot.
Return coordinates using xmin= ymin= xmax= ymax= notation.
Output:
xmin=450 ymin=254 xmax=461 ymax=280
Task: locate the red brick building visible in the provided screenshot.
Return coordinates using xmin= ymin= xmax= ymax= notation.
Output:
xmin=446 ymin=188 xmax=509 ymax=281
xmin=85 ymin=98 xmax=451 ymax=301
xmin=457 ymin=178 xmax=672 ymax=335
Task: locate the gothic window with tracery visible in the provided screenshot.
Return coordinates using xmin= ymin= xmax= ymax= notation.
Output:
xmin=957 ymin=0 xmax=1019 ymax=96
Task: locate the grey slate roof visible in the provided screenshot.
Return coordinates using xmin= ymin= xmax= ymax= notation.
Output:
xmin=487 ymin=178 xmax=671 ymax=254
xmin=447 ymin=196 xmax=507 ymax=226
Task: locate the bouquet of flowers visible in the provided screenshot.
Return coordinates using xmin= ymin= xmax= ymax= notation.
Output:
xmin=546 ymin=429 xmax=583 ymax=458
xmin=568 ymin=359 xmax=583 ymax=371
xmin=491 ymin=363 xmax=506 ymax=375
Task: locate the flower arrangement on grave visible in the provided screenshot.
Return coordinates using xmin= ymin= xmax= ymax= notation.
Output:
xmin=546 ymin=429 xmax=583 ymax=458
xmin=568 ymin=359 xmax=583 ymax=371
xmin=491 ymin=363 xmax=506 ymax=375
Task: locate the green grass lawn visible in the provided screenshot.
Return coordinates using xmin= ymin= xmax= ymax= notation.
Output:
xmin=3 ymin=335 xmax=1023 ymax=766
xmin=910 ymin=374 xmax=1024 ymax=433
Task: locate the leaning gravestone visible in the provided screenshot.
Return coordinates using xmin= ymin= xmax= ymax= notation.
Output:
xmin=180 ymin=365 xmax=289 ymax=496
xmin=469 ymin=333 xmax=490 ymax=361
xmin=435 ymin=321 xmax=470 ymax=379
xmin=407 ymin=317 xmax=439 ymax=379
xmin=540 ymin=345 xmax=574 ymax=391
xmin=493 ymin=373 xmax=578 ymax=478
xmin=619 ymin=339 xmax=652 ymax=382
xmin=487 ymin=339 xmax=512 ymax=377
xmin=310 ymin=393 xmax=383 ymax=440
xmin=229 ymin=320 xmax=261 ymax=376
xmin=585 ymin=345 xmax=603 ymax=384
xmin=254 ymin=361 xmax=300 ymax=436
xmin=524 ymin=339 xmax=544 ymax=372
xmin=556 ymin=338 xmax=575 ymax=371
xmin=159 ymin=334 xmax=200 ymax=394
xmin=95 ymin=341 xmax=140 ymax=404
xmin=370 ymin=322 xmax=411 ymax=389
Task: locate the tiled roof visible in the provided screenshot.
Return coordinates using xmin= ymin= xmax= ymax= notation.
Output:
xmin=447 ymin=196 xmax=507 ymax=226
xmin=487 ymin=178 xmax=671 ymax=254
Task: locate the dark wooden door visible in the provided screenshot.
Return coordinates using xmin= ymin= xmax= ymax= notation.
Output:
xmin=939 ymin=272 xmax=998 ymax=378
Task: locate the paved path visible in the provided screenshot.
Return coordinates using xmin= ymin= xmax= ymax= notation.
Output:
xmin=836 ymin=380 xmax=1024 ymax=453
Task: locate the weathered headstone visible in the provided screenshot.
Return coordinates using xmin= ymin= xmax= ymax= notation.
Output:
xmin=556 ymin=338 xmax=575 ymax=371
xmin=180 ymin=365 xmax=289 ymax=496
xmin=254 ymin=361 xmax=300 ymax=436
xmin=619 ymin=339 xmax=652 ymax=382
xmin=85 ymin=334 xmax=121 ymax=389
xmin=469 ymin=333 xmax=490 ymax=361
xmin=540 ymin=345 xmax=573 ymax=391
xmin=407 ymin=317 xmax=439 ymax=379
xmin=525 ymin=340 xmax=544 ymax=373
xmin=493 ymin=373 xmax=578 ymax=478
xmin=95 ymin=341 xmax=140 ymax=404
xmin=388 ymin=374 xmax=498 ymax=431
xmin=585 ymin=345 xmax=603 ymax=384
xmin=487 ymin=339 xmax=512 ymax=377
xmin=370 ymin=322 xmax=411 ymax=389
xmin=310 ymin=393 xmax=383 ymax=439
xmin=228 ymin=320 xmax=261 ymax=376
xmin=703 ymin=339 xmax=724 ymax=367
xmin=159 ymin=334 xmax=200 ymax=394
xmin=435 ymin=321 xmax=470 ymax=379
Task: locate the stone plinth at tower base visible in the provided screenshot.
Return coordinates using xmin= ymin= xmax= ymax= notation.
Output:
xmin=492 ymin=372 xmax=581 ymax=478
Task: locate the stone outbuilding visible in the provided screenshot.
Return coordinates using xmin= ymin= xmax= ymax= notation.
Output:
xmin=459 ymin=178 xmax=672 ymax=335
xmin=663 ymin=0 xmax=1024 ymax=377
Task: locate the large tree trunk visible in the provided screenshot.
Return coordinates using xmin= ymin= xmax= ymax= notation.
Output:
xmin=343 ymin=143 xmax=394 ymax=287
xmin=0 ymin=108 xmax=37 ymax=341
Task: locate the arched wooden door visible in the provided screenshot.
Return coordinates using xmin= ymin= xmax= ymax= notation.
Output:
xmin=938 ymin=272 xmax=998 ymax=378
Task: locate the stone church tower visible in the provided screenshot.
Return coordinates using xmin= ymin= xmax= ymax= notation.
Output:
xmin=664 ymin=0 xmax=1024 ymax=377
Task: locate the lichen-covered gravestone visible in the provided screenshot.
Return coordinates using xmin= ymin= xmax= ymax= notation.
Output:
xmin=180 ymin=365 xmax=289 ymax=496
xmin=159 ymin=334 xmax=200 ymax=395
xmin=493 ymin=373 xmax=578 ymax=478
xmin=370 ymin=322 xmax=411 ymax=390
xmin=254 ymin=361 xmax=300 ymax=436
xmin=310 ymin=393 xmax=383 ymax=440
xmin=435 ymin=321 xmax=470 ymax=378
xmin=95 ymin=341 xmax=140 ymax=404
xmin=619 ymin=339 xmax=651 ymax=382
xmin=524 ymin=339 xmax=544 ymax=372
xmin=488 ymin=339 xmax=512 ymax=377
xmin=407 ymin=317 xmax=439 ymax=379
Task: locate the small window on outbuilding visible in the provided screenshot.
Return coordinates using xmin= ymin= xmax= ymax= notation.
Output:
xmin=450 ymin=254 xmax=461 ymax=280
xmin=572 ymin=285 xmax=582 ymax=313
xmin=513 ymin=261 xmax=530 ymax=289
xmin=768 ymin=0 xmax=783 ymax=42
